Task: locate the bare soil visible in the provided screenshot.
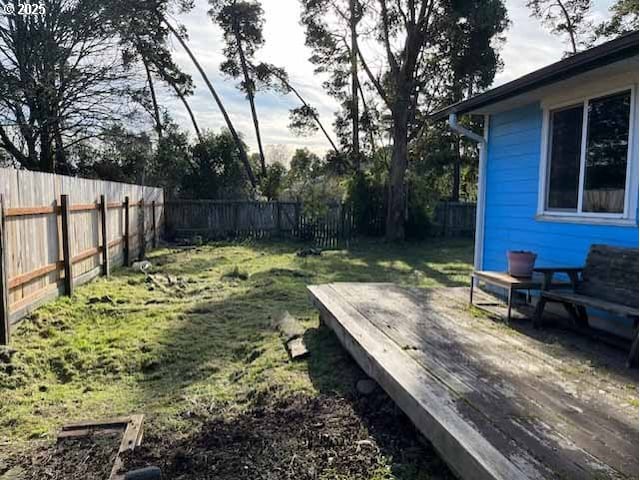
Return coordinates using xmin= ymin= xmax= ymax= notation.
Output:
xmin=1 ymin=432 xmax=119 ymax=480
xmin=121 ymin=392 xmax=452 ymax=480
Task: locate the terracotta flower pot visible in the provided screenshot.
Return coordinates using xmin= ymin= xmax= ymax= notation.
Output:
xmin=507 ymin=250 xmax=537 ymax=278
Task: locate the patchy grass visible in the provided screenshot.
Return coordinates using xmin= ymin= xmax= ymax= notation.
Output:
xmin=0 ymin=238 xmax=472 ymax=478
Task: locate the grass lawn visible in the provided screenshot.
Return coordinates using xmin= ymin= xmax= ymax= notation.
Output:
xmin=0 ymin=238 xmax=473 ymax=479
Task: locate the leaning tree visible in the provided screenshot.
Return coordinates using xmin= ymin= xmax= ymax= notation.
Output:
xmin=209 ymin=0 xmax=270 ymax=177
xmin=0 ymin=0 xmax=199 ymax=173
xmin=251 ymin=62 xmax=340 ymax=155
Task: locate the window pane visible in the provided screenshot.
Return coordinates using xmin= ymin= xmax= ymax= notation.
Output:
xmin=583 ymin=90 xmax=631 ymax=213
xmin=547 ymin=104 xmax=584 ymax=210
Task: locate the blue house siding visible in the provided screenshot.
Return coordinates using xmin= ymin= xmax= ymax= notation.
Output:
xmin=482 ymin=102 xmax=639 ymax=272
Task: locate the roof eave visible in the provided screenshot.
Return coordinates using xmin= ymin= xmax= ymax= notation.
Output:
xmin=429 ymin=31 xmax=639 ymax=122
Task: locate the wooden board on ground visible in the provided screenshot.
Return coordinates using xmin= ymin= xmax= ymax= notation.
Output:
xmin=58 ymin=414 xmax=144 ymax=480
xmin=285 ymin=337 xmax=309 ymax=360
xmin=110 ymin=414 xmax=144 ymax=480
xmin=273 ymin=311 xmax=309 ymax=360
xmin=308 ymin=283 xmax=638 ymax=480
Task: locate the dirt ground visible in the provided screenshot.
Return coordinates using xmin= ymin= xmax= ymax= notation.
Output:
xmin=0 ymin=391 xmax=453 ymax=480
xmin=1 ymin=433 xmax=119 ymax=480
xmin=122 ymin=392 xmax=452 ymax=480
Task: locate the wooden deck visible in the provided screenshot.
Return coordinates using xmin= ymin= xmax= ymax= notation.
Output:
xmin=308 ymin=283 xmax=638 ymax=480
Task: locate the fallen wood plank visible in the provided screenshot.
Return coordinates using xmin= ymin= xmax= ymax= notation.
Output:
xmin=57 ymin=427 xmax=123 ymax=439
xmin=286 ymin=337 xmax=309 ymax=360
xmin=272 ymin=311 xmax=305 ymax=342
xmin=110 ymin=414 xmax=145 ymax=480
xmin=58 ymin=415 xmax=145 ymax=480
xmin=61 ymin=416 xmax=132 ymax=431
xmin=273 ymin=311 xmax=309 ymax=360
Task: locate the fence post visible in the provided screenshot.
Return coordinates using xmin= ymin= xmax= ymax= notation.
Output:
xmin=442 ymin=201 xmax=449 ymax=237
xmin=233 ymin=202 xmax=239 ymax=237
xmin=294 ymin=203 xmax=300 ymax=238
xmin=340 ymin=204 xmax=346 ymax=247
xmin=275 ymin=202 xmax=281 ymax=237
xmin=151 ymin=200 xmax=157 ymax=248
xmin=124 ymin=196 xmax=130 ymax=266
xmin=60 ymin=194 xmax=74 ymax=296
xmin=0 ymin=195 xmax=9 ymax=345
xmin=139 ymin=198 xmax=145 ymax=260
xmin=100 ymin=195 xmax=110 ymax=277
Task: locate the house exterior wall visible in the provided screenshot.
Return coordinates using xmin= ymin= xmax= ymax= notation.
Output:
xmin=482 ymin=102 xmax=639 ymax=272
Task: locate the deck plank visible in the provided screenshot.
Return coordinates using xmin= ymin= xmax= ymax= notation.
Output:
xmin=309 ymin=283 xmax=638 ymax=480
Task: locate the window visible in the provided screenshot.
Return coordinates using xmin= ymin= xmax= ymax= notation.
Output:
xmin=547 ymin=104 xmax=583 ymax=210
xmin=542 ymin=88 xmax=635 ymax=220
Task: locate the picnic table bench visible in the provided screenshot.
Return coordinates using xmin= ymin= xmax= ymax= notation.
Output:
xmin=534 ymin=244 xmax=638 ymax=367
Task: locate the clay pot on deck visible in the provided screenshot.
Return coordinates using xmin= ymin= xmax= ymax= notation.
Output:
xmin=507 ymin=250 xmax=537 ymax=278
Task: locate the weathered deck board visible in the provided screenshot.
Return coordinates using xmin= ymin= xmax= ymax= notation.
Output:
xmin=308 ymin=283 xmax=638 ymax=480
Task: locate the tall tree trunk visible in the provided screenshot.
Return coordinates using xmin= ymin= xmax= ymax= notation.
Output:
xmin=39 ymin=124 xmax=53 ymax=172
xmin=167 ymin=79 xmax=203 ymax=143
xmin=235 ymin=28 xmax=267 ymax=178
xmin=268 ymin=68 xmax=340 ymax=154
xmin=556 ymin=0 xmax=578 ymax=53
xmin=164 ymin=19 xmax=257 ymax=189
xmin=142 ymin=58 xmax=163 ymax=140
xmin=349 ymin=0 xmax=360 ymax=170
xmin=53 ymin=123 xmax=66 ymax=173
xmin=356 ymin=77 xmax=376 ymax=154
xmin=386 ymin=94 xmax=410 ymax=241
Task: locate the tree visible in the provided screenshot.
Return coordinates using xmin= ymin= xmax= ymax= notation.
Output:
xmin=442 ymin=0 xmax=508 ymax=201
xmin=182 ymin=130 xmax=254 ymax=199
xmin=149 ymin=121 xmax=193 ymax=198
xmin=0 ymin=0 xmax=136 ymax=171
xmin=209 ymin=0 xmax=269 ymax=177
xmin=595 ymin=0 xmax=638 ymax=39
xmin=527 ymin=0 xmax=592 ymax=54
xmin=142 ymin=59 xmax=164 ymax=140
xmin=253 ymin=63 xmax=340 ymax=154
xmin=165 ymin=75 xmax=203 ymax=143
xmin=300 ymin=0 xmax=363 ymax=168
xmin=118 ymin=19 xmax=196 ymax=142
xmin=0 ymin=0 xmax=196 ymax=173
xmin=74 ymin=125 xmax=154 ymax=183
xmin=354 ymin=0 xmax=508 ymax=239
xmin=163 ymin=19 xmax=258 ymax=189
xmin=288 ymin=148 xmax=323 ymax=183
xmin=261 ymin=162 xmax=287 ymax=200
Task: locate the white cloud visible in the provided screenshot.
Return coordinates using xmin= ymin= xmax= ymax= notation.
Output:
xmin=159 ymin=0 xmax=615 ymax=158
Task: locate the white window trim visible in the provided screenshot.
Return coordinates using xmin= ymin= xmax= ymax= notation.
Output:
xmin=537 ymin=84 xmax=638 ymax=226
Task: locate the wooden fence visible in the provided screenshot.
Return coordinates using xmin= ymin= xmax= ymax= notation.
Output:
xmin=432 ymin=202 xmax=476 ymax=237
xmin=0 ymin=168 xmax=164 ymax=344
xmin=165 ymin=200 xmax=354 ymax=249
xmin=165 ymin=199 xmax=475 ymax=247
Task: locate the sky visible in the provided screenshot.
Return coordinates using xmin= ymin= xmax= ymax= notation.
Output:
xmin=158 ymin=0 xmax=616 ymax=162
